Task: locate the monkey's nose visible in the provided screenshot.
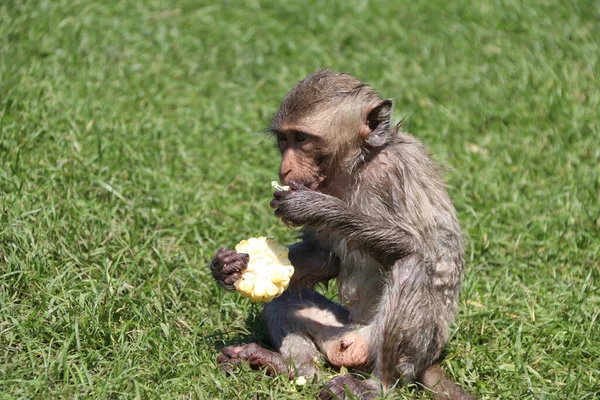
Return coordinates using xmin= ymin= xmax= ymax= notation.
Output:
xmin=280 ymin=170 xmax=291 ymax=184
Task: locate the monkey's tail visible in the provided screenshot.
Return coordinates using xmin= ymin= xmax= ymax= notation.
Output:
xmin=421 ymin=363 xmax=477 ymax=400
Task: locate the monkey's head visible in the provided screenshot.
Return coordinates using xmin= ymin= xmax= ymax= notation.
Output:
xmin=269 ymin=70 xmax=394 ymax=195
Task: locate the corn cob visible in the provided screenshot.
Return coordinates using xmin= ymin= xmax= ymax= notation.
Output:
xmin=234 ymin=237 xmax=294 ymax=302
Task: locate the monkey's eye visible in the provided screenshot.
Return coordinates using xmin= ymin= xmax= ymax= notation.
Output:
xmin=276 ymin=132 xmax=287 ymax=142
xmin=295 ymin=132 xmax=309 ymax=142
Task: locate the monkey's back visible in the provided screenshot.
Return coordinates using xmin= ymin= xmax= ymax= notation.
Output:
xmin=333 ymin=131 xmax=464 ymax=325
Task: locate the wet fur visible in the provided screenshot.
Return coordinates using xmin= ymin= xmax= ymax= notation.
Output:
xmin=211 ymin=70 xmax=475 ymax=399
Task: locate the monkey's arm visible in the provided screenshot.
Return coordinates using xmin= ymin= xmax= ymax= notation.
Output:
xmin=288 ymin=235 xmax=340 ymax=286
xmin=271 ymin=189 xmax=414 ymax=264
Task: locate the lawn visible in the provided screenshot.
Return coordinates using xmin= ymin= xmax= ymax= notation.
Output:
xmin=1 ymin=0 xmax=598 ymax=398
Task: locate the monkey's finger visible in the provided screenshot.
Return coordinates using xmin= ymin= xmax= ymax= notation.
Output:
xmin=216 ymin=247 xmax=235 ymax=255
xmin=219 ymin=362 xmax=235 ymax=374
xmin=270 ymin=198 xmax=281 ymax=209
xmin=222 ymin=262 xmax=245 ymax=274
xmin=222 ymin=254 xmax=247 ymax=266
xmin=212 ymin=249 xmax=232 ymax=265
xmin=216 ymin=353 xmax=230 ymax=364
xmin=215 ymin=248 xmax=236 ymax=260
xmin=273 ymin=190 xmax=292 ymax=200
xmin=288 ymin=181 xmax=308 ymax=191
xmin=273 ymin=208 xmax=286 ymax=220
xmin=273 ymin=209 xmax=302 ymax=227
xmin=223 ymin=273 xmax=242 ymax=287
xmin=217 ymin=358 xmax=242 ymax=375
xmin=220 ymin=345 xmax=244 ymax=359
xmin=216 ymin=353 xmax=237 ymax=374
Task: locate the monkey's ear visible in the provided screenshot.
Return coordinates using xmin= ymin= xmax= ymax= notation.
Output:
xmin=362 ymin=99 xmax=393 ymax=147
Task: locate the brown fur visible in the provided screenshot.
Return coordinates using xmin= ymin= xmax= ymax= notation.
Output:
xmin=210 ymin=70 xmax=475 ymax=399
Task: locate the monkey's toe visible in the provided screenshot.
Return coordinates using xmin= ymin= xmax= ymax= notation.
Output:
xmin=216 ymin=345 xmax=246 ymax=374
xmin=319 ymin=375 xmax=379 ymax=400
xmin=220 ymin=345 xmax=244 ymax=358
xmin=216 ymin=343 xmax=289 ymax=377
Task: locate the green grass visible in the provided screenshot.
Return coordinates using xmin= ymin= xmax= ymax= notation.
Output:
xmin=1 ymin=0 xmax=599 ymax=398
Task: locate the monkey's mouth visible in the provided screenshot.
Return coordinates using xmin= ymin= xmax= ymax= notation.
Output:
xmin=306 ymin=181 xmax=320 ymax=191
xmin=309 ymin=176 xmax=329 ymax=192
xmin=284 ymin=180 xmax=319 ymax=191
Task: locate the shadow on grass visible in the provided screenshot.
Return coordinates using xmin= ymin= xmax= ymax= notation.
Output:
xmin=208 ymin=303 xmax=271 ymax=354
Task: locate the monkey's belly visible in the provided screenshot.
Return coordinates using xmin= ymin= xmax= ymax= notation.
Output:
xmin=334 ymin=249 xmax=384 ymax=324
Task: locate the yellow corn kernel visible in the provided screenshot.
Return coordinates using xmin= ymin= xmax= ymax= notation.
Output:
xmin=295 ymin=376 xmax=307 ymax=386
xmin=234 ymin=237 xmax=294 ymax=302
xmin=271 ymin=181 xmax=291 ymax=191
xmin=235 ymin=272 xmax=255 ymax=294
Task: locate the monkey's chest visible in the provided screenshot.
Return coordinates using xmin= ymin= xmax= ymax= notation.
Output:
xmin=330 ymin=239 xmax=385 ymax=325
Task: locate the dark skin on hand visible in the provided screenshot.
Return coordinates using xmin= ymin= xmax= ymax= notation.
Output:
xmin=210 ymin=70 xmax=477 ymax=400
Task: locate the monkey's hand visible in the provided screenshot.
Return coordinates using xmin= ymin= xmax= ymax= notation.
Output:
xmin=234 ymin=237 xmax=294 ymax=302
xmin=271 ymin=183 xmax=345 ymax=228
xmin=210 ymin=248 xmax=249 ymax=291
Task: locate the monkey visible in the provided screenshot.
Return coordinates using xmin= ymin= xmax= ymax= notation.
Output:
xmin=210 ymin=70 xmax=476 ymax=400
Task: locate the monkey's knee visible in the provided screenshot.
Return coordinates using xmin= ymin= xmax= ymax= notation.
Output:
xmin=262 ymin=289 xmax=323 ymax=361
xmin=324 ymin=331 xmax=369 ymax=368
xmin=263 ymin=288 xmax=355 ymax=366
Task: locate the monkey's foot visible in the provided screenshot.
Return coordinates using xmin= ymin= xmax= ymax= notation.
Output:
xmin=325 ymin=331 xmax=369 ymax=368
xmin=319 ymin=374 xmax=380 ymax=400
xmin=218 ymin=343 xmax=321 ymax=382
xmin=217 ymin=343 xmax=290 ymax=376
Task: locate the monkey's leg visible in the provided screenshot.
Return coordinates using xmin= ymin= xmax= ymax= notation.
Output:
xmin=267 ymin=288 xmax=370 ymax=369
xmin=269 ymin=289 xmax=379 ymax=400
xmin=368 ymin=254 xmax=446 ymax=386
xmin=305 ymin=251 xmax=447 ymax=392
xmin=359 ymin=254 xmax=476 ymax=400
xmin=218 ymin=288 xmax=357 ymax=379
xmin=320 ymin=254 xmax=449 ymax=400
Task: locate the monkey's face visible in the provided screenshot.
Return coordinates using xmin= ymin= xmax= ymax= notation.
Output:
xmin=269 ymin=70 xmax=393 ymax=196
xmin=274 ymin=128 xmax=325 ymax=191
xmin=271 ymin=108 xmax=370 ymax=197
